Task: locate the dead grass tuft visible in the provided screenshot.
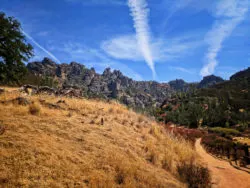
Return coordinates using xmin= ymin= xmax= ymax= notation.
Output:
xmin=149 ymin=124 xmax=162 ymax=139
xmin=89 ymin=119 xmax=95 ymax=124
xmin=137 ymin=115 xmax=144 ymax=123
xmin=29 ymin=102 xmax=41 ymax=115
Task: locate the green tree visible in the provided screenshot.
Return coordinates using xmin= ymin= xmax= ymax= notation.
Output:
xmin=0 ymin=12 xmax=33 ymax=84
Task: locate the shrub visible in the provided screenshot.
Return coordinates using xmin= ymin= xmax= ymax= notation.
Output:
xmin=209 ymin=127 xmax=241 ymax=137
xmin=165 ymin=127 xmax=206 ymax=146
xmin=202 ymin=134 xmax=234 ymax=150
xmin=29 ymin=102 xmax=41 ymax=115
xmin=177 ymin=162 xmax=211 ymax=188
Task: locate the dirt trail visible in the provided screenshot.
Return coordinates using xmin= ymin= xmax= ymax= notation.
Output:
xmin=195 ymin=138 xmax=250 ymax=188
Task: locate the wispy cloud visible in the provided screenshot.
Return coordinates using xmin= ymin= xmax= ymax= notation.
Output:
xmin=101 ymin=33 xmax=203 ymax=63
xmin=36 ymin=31 xmax=49 ymax=37
xmin=101 ymin=35 xmax=142 ymax=61
xmin=169 ymin=66 xmax=195 ymax=74
xmin=22 ymin=30 xmax=62 ymax=64
xmin=56 ymin=42 xmax=143 ymax=80
xmin=128 ymin=0 xmax=156 ymax=78
xmin=160 ymin=0 xmax=214 ymax=33
xmin=164 ymin=0 xmax=194 ymax=19
xmin=200 ymin=0 xmax=249 ymax=77
xmin=65 ymin=0 xmax=125 ymax=6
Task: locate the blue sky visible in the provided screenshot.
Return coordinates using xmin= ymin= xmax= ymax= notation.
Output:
xmin=1 ymin=0 xmax=250 ymax=82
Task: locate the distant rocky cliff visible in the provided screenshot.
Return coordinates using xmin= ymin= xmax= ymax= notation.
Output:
xmin=27 ymin=58 xmax=229 ymax=109
xmin=168 ymin=75 xmax=224 ymax=92
xmin=27 ymin=58 xmax=173 ymax=109
xmin=198 ymin=75 xmax=224 ymax=88
xmin=230 ymin=67 xmax=250 ymax=81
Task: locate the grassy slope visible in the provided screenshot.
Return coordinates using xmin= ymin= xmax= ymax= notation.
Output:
xmin=0 ymin=88 xmax=196 ymax=187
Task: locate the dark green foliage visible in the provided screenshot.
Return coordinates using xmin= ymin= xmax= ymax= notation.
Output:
xmin=0 ymin=12 xmax=33 ymax=85
xmin=177 ymin=162 xmax=211 ymax=188
xmin=209 ymin=127 xmax=241 ymax=137
xmin=156 ymin=69 xmax=250 ymax=130
xmin=21 ymin=72 xmax=59 ymax=88
xmin=201 ymin=134 xmax=249 ymax=166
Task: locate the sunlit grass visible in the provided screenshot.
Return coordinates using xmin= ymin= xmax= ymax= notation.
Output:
xmin=0 ymin=87 xmax=198 ymax=187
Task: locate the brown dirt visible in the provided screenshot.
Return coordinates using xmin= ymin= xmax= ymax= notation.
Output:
xmin=195 ymin=138 xmax=250 ymax=188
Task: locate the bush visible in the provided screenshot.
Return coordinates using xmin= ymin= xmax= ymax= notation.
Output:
xmin=29 ymin=102 xmax=41 ymax=115
xmin=165 ymin=127 xmax=206 ymax=145
xmin=177 ymin=162 xmax=211 ymax=188
xmin=202 ymin=134 xmax=234 ymax=151
xmin=209 ymin=127 xmax=241 ymax=137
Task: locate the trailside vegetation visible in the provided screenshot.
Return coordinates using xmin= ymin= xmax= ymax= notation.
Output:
xmin=156 ymin=68 xmax=250 ymax=131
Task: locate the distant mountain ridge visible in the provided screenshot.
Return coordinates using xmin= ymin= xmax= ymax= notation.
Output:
xmin=230 ymin=67 xmax=250 ymax=81
xmin=26 ymin=57 xmax=246 ymax=109
xmin=198 ymin=75 xmax=224 ymax=88
xmin=27 ymin=58 xmax=173 ymax=109
xmin=168 ymin=75 xmax=224 ymax=92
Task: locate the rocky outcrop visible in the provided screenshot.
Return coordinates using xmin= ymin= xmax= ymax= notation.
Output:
xmin=27 ymin=58 xmax=173 ymax=109
xmin=21 ymin=85 xmax=83 ymax=98
xmin=230 ymin=67 xmax=250 ymax=81
xmin=198 ymin=75 xmax=224 ymax=88
xmin=168 ymin=79 xmax=199 ymax=92
xmin=168 ymin=76 xmax=224 ymax=91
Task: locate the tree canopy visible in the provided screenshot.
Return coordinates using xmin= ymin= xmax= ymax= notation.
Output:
xmin=0 ymin=12 xmax=33 ymax=84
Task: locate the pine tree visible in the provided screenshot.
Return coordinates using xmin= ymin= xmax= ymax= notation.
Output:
xmin=0 ymin=12 xmax=33 ymax=84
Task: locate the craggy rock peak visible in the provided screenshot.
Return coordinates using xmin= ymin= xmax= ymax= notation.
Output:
xmin=168 ymin=79 xmax=198 ymax=92
xmin=168 ymin=76 xmax=225 ymax=92
xmin=198 ymin=75 xmax=224 ymax=88
xmin=230 ymin=67 xmax=250 ymax=81
xmin=27 ymin=58 xmax=173 ymax=109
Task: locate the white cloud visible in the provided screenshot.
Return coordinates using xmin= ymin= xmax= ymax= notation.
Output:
xmin=169 ymin=66 xmax=195 ymax=74
xmin=22 ymin=30 xmax=62 ymax=64
xmin=128 ymin=0 xmax=156 ymax=78
xmin=101 ymin=35 xmax=142 ymax=61
xmin=101 ymin=33 xmax=203 ymax=63
xmin=200 ymin=0 xmax=249 ymax=77
xmin=57 ymin=42 xmax=143 ymax=80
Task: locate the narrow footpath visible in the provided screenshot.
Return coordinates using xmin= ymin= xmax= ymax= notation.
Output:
xmin=195 ymin=138 xmax=250 ymax=188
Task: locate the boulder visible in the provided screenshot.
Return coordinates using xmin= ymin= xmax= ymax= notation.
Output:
xmin=37 ymin=86 xmax=56 ymax=95
xmin=11 ymin=97 xmax=31 ymax=106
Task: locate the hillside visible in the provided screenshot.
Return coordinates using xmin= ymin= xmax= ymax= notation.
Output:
xmin=0 ymin=88 xmax=201 ymax=187
xmin=157 ymin=67 xmax=250 ymax=128
xmin=198 ymin=67 xmax=250 ymax=111
xmin=168 ymin=75 xmax=224 ymax=92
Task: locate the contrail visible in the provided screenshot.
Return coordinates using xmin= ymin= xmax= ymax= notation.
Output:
xmin=128 ymin=0 xmax=156 ymax=78
xmin=200 ymin=0 xmax=249 ymax=77
xmin=22 ymin=30 xmax=62 ymax=64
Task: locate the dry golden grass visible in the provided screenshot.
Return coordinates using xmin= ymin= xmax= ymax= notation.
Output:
xmin=0 ymin=88 xmax=198 ymax=187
